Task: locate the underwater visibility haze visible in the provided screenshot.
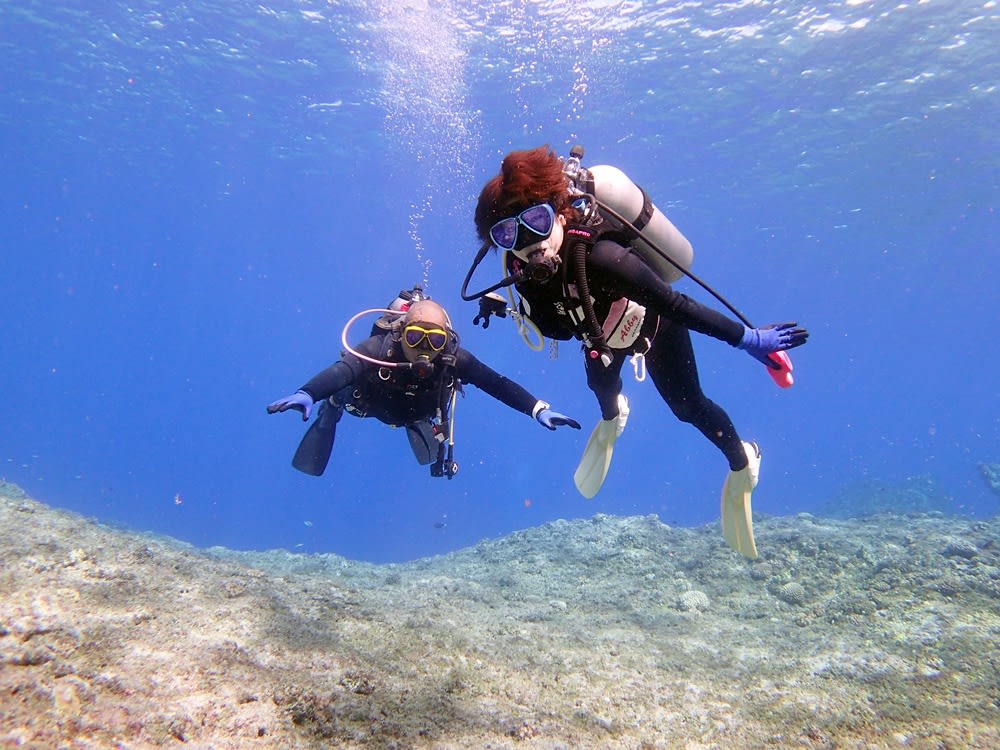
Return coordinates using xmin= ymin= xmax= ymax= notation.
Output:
xmin=1 ymin=0 xmax=998 ymax=563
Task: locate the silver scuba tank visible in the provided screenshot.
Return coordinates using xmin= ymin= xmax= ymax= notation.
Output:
xmin=564 ymin=147 xmax=694 ymax=284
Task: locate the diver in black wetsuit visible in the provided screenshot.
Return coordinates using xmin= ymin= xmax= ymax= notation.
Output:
xmin=267 ymin=296 xmax=579 ymax=477
xmin=472 ymin=145 xmax=809 ymax=558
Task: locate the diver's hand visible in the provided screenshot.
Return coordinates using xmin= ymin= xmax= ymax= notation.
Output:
xmin=737 ymin=323 xmax=809 ymax=368
xmin=473 ymin=292 xmax=508 ymax=329
xmin=266 ymin=390 xmax=314 ymax=421
xmin=536 ymin=409 xmax=581 ymax=431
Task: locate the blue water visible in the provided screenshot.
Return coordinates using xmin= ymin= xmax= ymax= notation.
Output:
xmin=2 ymin=1 xmax=997 ymax=563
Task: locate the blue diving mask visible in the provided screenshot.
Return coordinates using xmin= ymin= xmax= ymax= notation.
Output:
xmin=489 ymin=203 xmax=555 ymax=253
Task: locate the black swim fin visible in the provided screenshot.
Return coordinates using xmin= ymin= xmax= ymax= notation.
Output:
xmin=292 ymin=400 xmax=342 ymax=476
xmin=405 ymin=421 xmax=439 ymax=465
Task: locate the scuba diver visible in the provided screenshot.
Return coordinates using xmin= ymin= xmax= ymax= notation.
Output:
xmin=267 ymin=287 xmax=580 ymax=478
xmin=467 ymin=145 xmax=809 ymax=558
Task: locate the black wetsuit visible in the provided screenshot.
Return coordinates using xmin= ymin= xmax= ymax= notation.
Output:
xmin=517 ymin=236 xmax=749 ymax=471
xmin=297 ymin=331 xmax=539 ymax=427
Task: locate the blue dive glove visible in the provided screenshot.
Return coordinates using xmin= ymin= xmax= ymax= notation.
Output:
xmin=737 ymin=322 xmax=809 ymax=368
xmin=266 ymin=390 xmax=315 ymax=421
xmin=536 ymin=408 xmax=581 ymax=431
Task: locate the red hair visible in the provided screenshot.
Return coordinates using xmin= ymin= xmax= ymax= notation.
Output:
xmin=474 ymin=145 xmax=574 ymax=243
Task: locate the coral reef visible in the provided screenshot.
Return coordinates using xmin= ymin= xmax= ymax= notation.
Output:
xmin=2 ymin=489 xmax=999 ymax=749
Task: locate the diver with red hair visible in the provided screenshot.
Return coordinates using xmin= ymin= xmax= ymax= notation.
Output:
xmin=470 ymin=145 xmax=809 ymax=558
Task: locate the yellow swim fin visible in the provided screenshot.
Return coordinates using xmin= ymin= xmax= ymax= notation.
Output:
xmin=573 ymin=395 xmax=629 ymax=499
xmin=720 ymin=441 xmax=761 ymax=559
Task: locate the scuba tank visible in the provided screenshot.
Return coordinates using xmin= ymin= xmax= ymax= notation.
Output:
xmin=562 ymin=144 xmax=693 ymax=284
xmin=370 ymin=284 xmax=427 ymax=334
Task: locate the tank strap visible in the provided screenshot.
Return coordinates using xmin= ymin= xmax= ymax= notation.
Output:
xmin=632 ymin=186 xmax=655 ymax=232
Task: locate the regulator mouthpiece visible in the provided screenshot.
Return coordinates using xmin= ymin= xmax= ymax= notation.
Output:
xmin=410 ymin=357 xmax=435 ymax=379
xmin=522 ymin=256 xmax=560 ymax=284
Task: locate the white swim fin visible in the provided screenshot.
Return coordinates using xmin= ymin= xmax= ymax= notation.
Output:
xmin=573 ymin=395 xmax=629 ymax=499
xmin=720 ymin=441 xmax=761 ymax=559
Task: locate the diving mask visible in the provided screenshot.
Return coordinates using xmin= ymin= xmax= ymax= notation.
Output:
xmin=402 ymin=324 xmax=448 ymax=352
xmin=489 ymin=203 xmax=555 ymax=253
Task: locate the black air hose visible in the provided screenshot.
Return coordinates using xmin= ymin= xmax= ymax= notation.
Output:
xmin=570 ymin=240 xmax=610 ymax=363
